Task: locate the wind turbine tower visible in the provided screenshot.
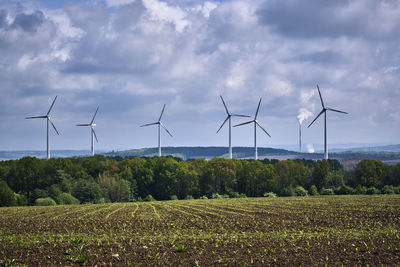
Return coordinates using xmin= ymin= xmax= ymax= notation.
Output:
xmin=299 ymin=121 xmax=302 ymax=153
xmin=25 ymin=96 xmax=60 ymax=159
xmin=308 ymin=85 xmax=348 ymax=160
xmin=216 ymin=95 xmax=249 ymax=159
xmin=234 ymin=98 xmax=271 ymax=160
xmin=76 ymin=106 xmax=99 ymax=156
xmin=140 ymin=104 xmax=173 ymax=157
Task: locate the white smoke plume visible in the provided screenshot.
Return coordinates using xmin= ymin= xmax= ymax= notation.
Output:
xmin=300 ymin=90 xmax=315 ymax=104
xmin=307 ymin=143 xmax=315 ymax=153
xmin=297 ymin=108 xmax=313 ymax=125
xmin=297 ymin=90 xmax=315 ymax=125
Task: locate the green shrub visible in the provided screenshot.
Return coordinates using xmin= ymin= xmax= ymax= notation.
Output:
xmin=32 ymin=188 xmax=48 ymax=200
xmin=231 ymin=192 xmax=240 ymax=198
xmin=170 ymin=195 xmax=178 ymax=200
xmin=56 ymin=193 xmax=80 ymax=205
xmin=309 ymin=185 xmax=319 ymax=196
xmin=394 ymin=186 xmax=400 ymax=194
xmin=222 ymin=194 xmax=230 ymax=199
xmin=199 ymin=195 xmax=208 ymax=199
xmin=320 ymin=188 xmax=334 ymax=195
xmin=280 ymin=186 xmax=294 ymax=197
xmin=144 ymin=194 xmax=156 ymax=202
xmin=263 ymin=192 xmax=277 ymax=197
xmin=14 ymin=193 xmax=28 ymax=206
xmin=35 ymin=197 xmax=57 ymax=206
xmin=366 ymin=187 xmax=380 ymax=195
xmin=239 ymin=193 xmax=247 ymax=198
xmin=382 ymin=185 xmax=395 ymax=195
xmin=0 ymin=181 xmax=16 ymax=207
xmin=294 ymin=186 xmax=308 ymax=196
xmin=95 ymin=197 xmax=106 ymax=204
xmin=212 ymin=193 xmax=222 ymax=199
xmin=185 ymin=195 xmax=194 ymax=200
xmin=335 ymin=184 xmax=354 ymax=195
xmin=354 ymin=184 xmax=367 ymax=195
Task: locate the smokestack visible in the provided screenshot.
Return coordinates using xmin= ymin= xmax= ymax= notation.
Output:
xmin=299 ymin=122 xmax=302 ymax=153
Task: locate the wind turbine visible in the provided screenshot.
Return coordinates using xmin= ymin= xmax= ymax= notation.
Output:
xmin=25 ymin=96 xmax=60 ymax=159
xmin=76 ymin=106 xmax=99 ymax=156
xmin=307 ymin=85 xmax=348 ymax=160
xmin=140 ymin=104 xmax=173 ymax=157
xmin=234 ymin=98 xmax=271 ymax=160
xmin=216 ymin=95 xmax=250 ymax=159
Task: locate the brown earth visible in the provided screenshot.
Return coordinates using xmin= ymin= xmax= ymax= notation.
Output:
xmin=0 ymin=195 xmax=399 ymax=266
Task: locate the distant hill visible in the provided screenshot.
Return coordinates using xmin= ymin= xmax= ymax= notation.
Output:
xmin=105 ymin=146 xmax=296 ymax=160
xmin=1 ymin=146 xmax=400 ymax=164
xmin=0 ymin=150 xmax=95 ymax=160
xmin=331 ymin=144 xmax=400 ymax=153
xmin=105 ymin=147 xmax=400 ymax=164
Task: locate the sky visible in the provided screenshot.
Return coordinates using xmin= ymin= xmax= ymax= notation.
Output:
xmin=0 ymin=0 xmax=399 ymax=152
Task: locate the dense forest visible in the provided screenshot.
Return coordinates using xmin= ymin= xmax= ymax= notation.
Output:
xmin=1 ymin=155 xmax=400 ymax=206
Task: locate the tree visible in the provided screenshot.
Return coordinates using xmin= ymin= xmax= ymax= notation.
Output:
xmin=0 ymin=180 xmax=16 ymax=206
xmin=208 ymin=158 xmax=237 ymax=196
xmin=275 ymin=161 xmax=292 ymax=189
xmin=130 ymin=157 xmax=154 ymax=198
xmin=72 ymin=179 xmax=103 ymax=203
xmin=312 ymin=160 xmax=330 ymax=190
xmin=387 ymin=163 xmax=400 ymax=186
xmin=328 ymin=171 xmax=344 ymax=187
xmin=175 ymin=162 xmax=199 ymax=199
xmin=8 ymin=157 xmax=45 ymax=200
xmin=257 ymin=164 xmax=278 ymax=196
xmin=152 ymin=158 xmax=180 ymax=200
xmin=354 ymin=159 xmax=387 ymax=188
xmin=190 ymin=158 xmax=213 ymax=197
xmin=238 ymin=160 xmax=263 ymax=197
xmin=98 ymin=173 xmax=131 ymax=202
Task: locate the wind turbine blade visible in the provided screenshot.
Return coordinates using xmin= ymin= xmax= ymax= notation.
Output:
xmin=316 ymin=85 xmax=325 ymax=108
xmin=92 ymin=128 xmax=98 ymax=143
xmin=49 ymin=119 xmax=59 ymax=135
xmin=220 ymin=95 xmax=230 ymax=115
xmin=255 ymin=98 xmax=262 ymax=119
xmin=233 ymin=120 xmax=253 ymax=127
xmin=326 ymin=107 xmax=348 ymax=114
xmin=160 ymin=122 xmax=173 ymax=137
xmin=91 ymin=106 xmax=99 ymax=124
xmin=76 ymin=124 xmax=90 ymax=126
xmin=25 ymin=115 xmax=47 ymax=119
xmin=47 ymin=96 xmax=57 ymax=115
xmin=307 ymin=109 xmax=325 ymax=128
xmin=231 ymin=114 xmax=250 ymax=118
xmin=216 ymin=116 xmax=229 ymax=133
xmin=140 ymin=122 xmax=158 ymax=127
xmin=158 ymin=104 xmax=166 ymax=121
xmin=256 ymin=121 xmax=271 ymax=137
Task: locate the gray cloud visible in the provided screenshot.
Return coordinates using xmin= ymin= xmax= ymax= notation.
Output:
xmin=257 ymin=0 xmax=400 ymax=39
xmin=12 ymin=10 xmax=45 ymax=32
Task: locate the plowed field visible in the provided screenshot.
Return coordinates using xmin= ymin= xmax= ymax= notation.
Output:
xmin=1 ymin=195 xmax=400 ymax=266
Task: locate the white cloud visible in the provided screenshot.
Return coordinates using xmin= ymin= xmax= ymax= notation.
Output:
xmin=142 ymin=0 xmax=190 ymax=33
xmin=191 ymin=1 xmax=218 ymax=18
xmin=263 ymin=75 xmax=293 ymax=96
xmin=105 ymin=0 xmax=136 ymax=8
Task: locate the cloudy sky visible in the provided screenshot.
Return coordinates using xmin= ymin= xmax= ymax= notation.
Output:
xmin=0 ymin=0 xmax=399 ymax=152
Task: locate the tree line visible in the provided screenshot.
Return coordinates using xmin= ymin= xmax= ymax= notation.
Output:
xmin=1 ymin=155 xmax=400 ymax=206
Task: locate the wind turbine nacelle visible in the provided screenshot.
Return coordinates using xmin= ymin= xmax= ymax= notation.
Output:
xmin=91 ymin=124 xmax=96 ymax=127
